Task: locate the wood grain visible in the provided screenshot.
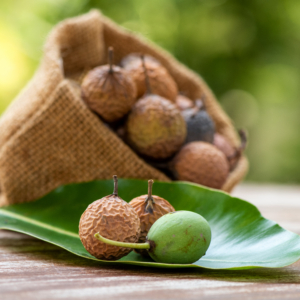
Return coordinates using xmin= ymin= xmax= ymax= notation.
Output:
xmin=1 ymin=183 xmax=300 ymax=300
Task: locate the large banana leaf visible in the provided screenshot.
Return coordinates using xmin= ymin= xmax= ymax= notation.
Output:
xmin=0 ymin=179 xmax=299 ymax=269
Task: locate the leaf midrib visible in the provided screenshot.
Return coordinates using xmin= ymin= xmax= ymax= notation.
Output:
xmin=0 ymin=209 xmax=79 ymax=239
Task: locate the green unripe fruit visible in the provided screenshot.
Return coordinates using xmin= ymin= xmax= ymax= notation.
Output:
xmin=94 ymin=210 xmax=211 ymax=264
xmin=147 ymin=211 xmax=211 ymax=264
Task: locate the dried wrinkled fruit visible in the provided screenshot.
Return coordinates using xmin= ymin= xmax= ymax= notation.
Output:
xmin=126 ymin=95 xmax=187 ymax=159
xmin=129 ymin=179 xmax=175 ymax=256
xmin=175 ymin=94 xmax=194 ymax=111
xmin=182 ymin=100 xmax=215 ymax=144
xmin=81 ymin=47 xmax=137 ymax=122
xmin=126 ymin=56 xmax=186 ymax=159
xmin=172 ymin=142 xmax=229 ymax=189
xmin=79 ymin=175 xmax=140 ymax=260
xmin=120 ymin=53 xmax=178 ymax=101
xmin=95 ymin=210 xmax=212 ymax=264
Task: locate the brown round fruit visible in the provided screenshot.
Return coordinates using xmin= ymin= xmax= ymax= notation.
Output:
xmin=126 ymin=94 xmax=187 ymax=159
xmin=172 ymin=142 xmax=229 ymax=189
xmin=120 ymin=53 xmax=178 ymax=101
xmin=213 ymin=130 xmax=247 ymax=171
xmin=129 ymin=179 xmax=175 ymax=256
xmin=81 ymin=47 xmax=137 ymax=122
xmin=213 ymin=133 xmax=235 ymax=158
xmin=175 ymin=95 xmax=194 ymax=111
xmin=79 ymin=175 xmax=141 ymax=260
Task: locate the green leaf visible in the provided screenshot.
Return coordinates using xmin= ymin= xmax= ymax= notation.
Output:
xmin=0 ymin=179 xmax=299 ymax=269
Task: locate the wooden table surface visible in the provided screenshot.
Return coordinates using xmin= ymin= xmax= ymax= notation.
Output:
xmin=1 ymin=183 xmax=300 ymax=300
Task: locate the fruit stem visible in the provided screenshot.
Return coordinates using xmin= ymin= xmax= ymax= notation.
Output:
xmin=108 ymin=47 xmax=114 ymax=74
xmin=145 ymin=179 xmax=155 ymax=214
xmin=141 ymin=55 xmax=152 ymax=94
xmin=94 ymin=233 xmax=150 ymax=249
xmin=147 ymin=179 xmax=154 ymax=200
xmin=113 ymin=175 xmax=118 ymax=196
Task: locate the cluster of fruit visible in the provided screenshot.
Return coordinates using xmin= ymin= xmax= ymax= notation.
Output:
xmin=81 ymin=47 xmax=246 ymax=189
xmin=79 ymin=176 xmax=211 ymax=264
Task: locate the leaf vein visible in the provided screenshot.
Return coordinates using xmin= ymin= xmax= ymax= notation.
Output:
xmin=0 ymin=209 xmax=79 ymax=239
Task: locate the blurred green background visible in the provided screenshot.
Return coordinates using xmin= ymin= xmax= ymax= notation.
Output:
xmin=0 ymin=0 xmax=299 ymax=183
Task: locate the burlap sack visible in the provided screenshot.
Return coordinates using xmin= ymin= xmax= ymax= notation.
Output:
xmin=0 ymin=10 xmax=248 ymax=207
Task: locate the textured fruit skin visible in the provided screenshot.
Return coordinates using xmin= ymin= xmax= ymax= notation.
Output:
xmin=175 ymin=95 xmax=194 ymax=111
xmin=129 ymin=195 xmax=175 ymax=256
xmin=81 ymin=65 xmax=137 ymax=122
xmin=147 ymin=211 xmax=211 ymax=264
xmin=126 ymin=95 xmax=187 ymax=159
xmin=120 ymin=54 xmax=178 ymax=101
xmin=79 ymin=195 xmax=140 ymax=260
xmin=172 ymin=142 xmax=229 ymax=189
xmin=182 ymin=109 xmax=215 ymax=144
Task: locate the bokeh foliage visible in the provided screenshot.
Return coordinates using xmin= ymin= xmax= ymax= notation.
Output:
xmin=0 ymin=0 xmax=300 ymax=183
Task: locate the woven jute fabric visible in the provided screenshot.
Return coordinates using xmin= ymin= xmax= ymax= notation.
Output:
xmin=0 ymin=10 xmax=248 ymax=207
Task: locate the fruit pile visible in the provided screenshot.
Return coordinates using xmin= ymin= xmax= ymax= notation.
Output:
xmin=79 ymin=176 xmax=211 ymax=264
xmin=81 ymin=47 xmax=246 ymax=190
